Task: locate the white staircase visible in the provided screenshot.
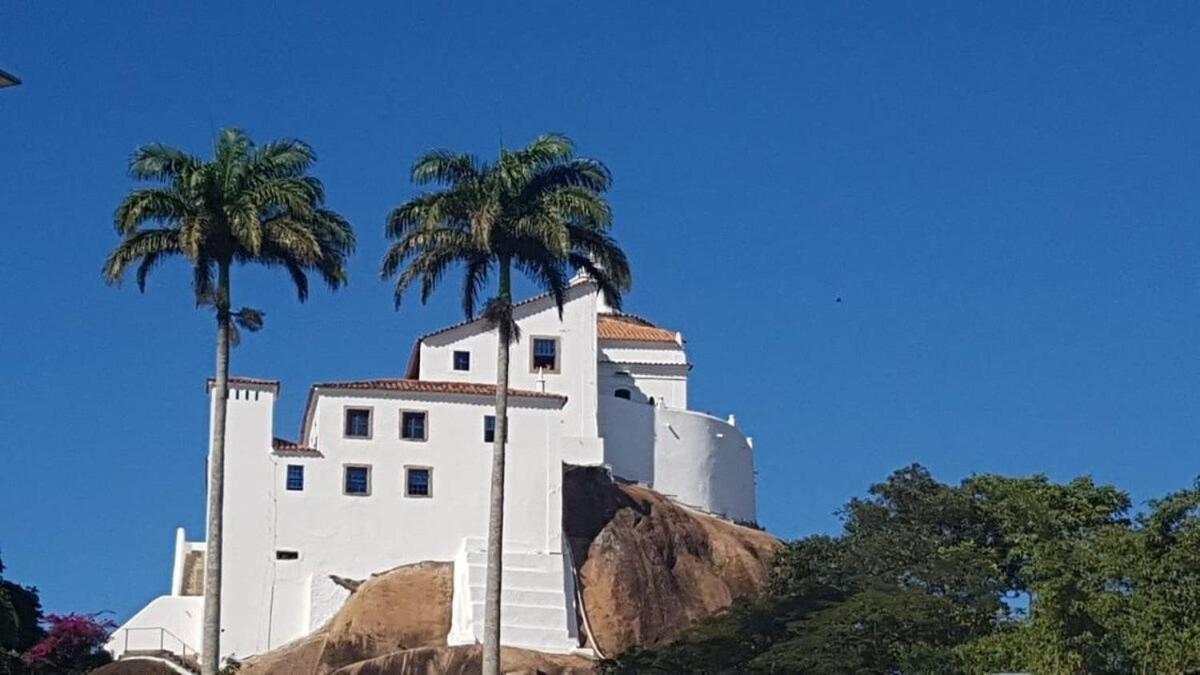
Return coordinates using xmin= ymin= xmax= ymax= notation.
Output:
xmin=447 ymin=538 xmax=585 ymax=654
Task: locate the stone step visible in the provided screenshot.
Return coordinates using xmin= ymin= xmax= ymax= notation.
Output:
xmin=463 ymin=567 xmax=564 ymax=590
xmin=466 ymin=586 xmax=566 ymax=607
xmin=496 ymin=624 xmax=577 ymax=653
xmin=468 ymin=601 xmax=566 ymax=627
xmin=464 ymin=550 xmax=563 ymax=571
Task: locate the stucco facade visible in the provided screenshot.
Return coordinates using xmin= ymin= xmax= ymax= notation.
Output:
xmin=108 ymin=277 xmax=758 ymax=664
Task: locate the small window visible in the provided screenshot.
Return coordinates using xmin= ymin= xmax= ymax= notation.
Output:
xmin=275 ymin=550 xmax=299 ymax=561
xmin=344 ymin=465 xmax=371 ymax=495
xmin=484 ymin=415 xmax=496 ymax=443
xmin=401 ymin=411 xmax=427 ymax=441
xmin=344 ymin=408 xmax=372 ymax=438
xmin=531 ymin=337 xmax=559 ymax=372
xmin=614 ymin=389 xmax=632 ymax=400
xmin=285 ymin=465 xmax=304 ymax=491
xmin=453 ymin=350 xmax=471 ymax=371
xmin=406 ymin=467 xmax=432 ymax=497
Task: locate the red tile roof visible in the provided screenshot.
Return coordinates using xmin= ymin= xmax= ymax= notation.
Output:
xmin=597 ymin=314 xmax=679 ymax=343
xmin=312 ymin=378 xmax=567 ymax=402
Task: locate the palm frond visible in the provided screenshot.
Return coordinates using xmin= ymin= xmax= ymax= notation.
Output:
xmin=128 ymin=144 xmax=201 ymax=182
xmin=389 ymin=247 xmax=461 ymax=308
xmin=114 ymin=188 xmax=192 ymax=234
xmin=102 ymin=228 xmax=183 ymax=286
xmin=192 ymin=258 xmax=214 ymax=305
xmin=514 ymin=253 xmax=569 ymax=317
xmin=381 ymin=132 xmax=630 ymax=325
xmin=509 ymin=133 xmax=574 ymax=169
xmin=570 ymin=252 xmax=626 ymax=311
xmin=111 ymin=129 xmax=352 ymax=312
xmin=461 ymin=257 xmax=492 ymax=319
xmin=523 ymin=160 xmax=612 ymax=197
xmin=412 ymin=150 xmax=482 ymax=187
xmin=250 ymin=139 xmax=316 ymax=179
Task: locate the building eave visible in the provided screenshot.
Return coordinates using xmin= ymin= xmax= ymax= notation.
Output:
xmin=298 ymin=378 xmax=568 ymax=445
xmin=206 ymin=376 xmax=280 ymax=394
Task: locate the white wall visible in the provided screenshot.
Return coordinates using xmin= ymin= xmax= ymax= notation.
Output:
xmin=594 ymin=397 xmax=655 ymax=485
xmin=418 ymin=281 xmax=604 ymax=465
xmin=597 ymin=398 xmax=757 ymax=524
xmin=597 ymin=361 xmax=688 ymax=411
xmin=212 ymin=383 xmax=279 ymax=661
xmin=106 ymin=596 xmax=203 ymax=659
xmin=653 ymin=407 xmax=757 ymax=523
xmin=246 ymin=388 xmax=565 ymax=653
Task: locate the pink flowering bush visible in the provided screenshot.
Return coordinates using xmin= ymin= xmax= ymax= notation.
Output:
xmin=21 ymin=613 xmax=114 ymax=674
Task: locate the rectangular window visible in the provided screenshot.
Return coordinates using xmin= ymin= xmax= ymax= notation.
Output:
xmin=484 ymin=415 xmax=496 ymax=443
xmin=275 ymin=550 xmax=299 ymax=560
xmin=285 ymin=465 xmax=304 ymax=491
xmin=344 ymin=465 xmax=371 ymax=495
xmin=406 ymin=467 xmax=432 ymax=497
xmin=344 ymin=408 xmax=372 ymax=439
xmin=401 ymin=411 xmax=427 ymax=441
xmin=453 ymin=350 xmax=471 ymax=371
xmin=531 ymin=337 xmax=559 ymax=372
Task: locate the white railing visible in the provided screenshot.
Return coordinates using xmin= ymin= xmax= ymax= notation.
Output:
xmin=117 ymin=626 xmax=198 ymax=661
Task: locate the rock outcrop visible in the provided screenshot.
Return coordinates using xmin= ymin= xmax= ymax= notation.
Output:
xmin=239 ymin=467 xmax=779 ymax=673
xmin=564 ymin=466 xmax=780 ymax=656
xmin=241 ymin=561 xmax=454 ymax=674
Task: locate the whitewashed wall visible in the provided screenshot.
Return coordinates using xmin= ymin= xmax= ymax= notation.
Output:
xmin=597 ymin=398 xmax=757 ymax=524
xmin=652 ymin=407 xmax=757 ymax=523
xmin=212 ymin=382 xmax=281 ymax=661
xmin=419 ymin=281 xmax=604 ymax=466
xmin=105 ymin=595 xmax=203 ymax=659
xmin=220 ymin=387 xmax=566 ymax=657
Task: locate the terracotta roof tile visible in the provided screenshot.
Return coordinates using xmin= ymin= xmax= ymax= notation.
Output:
xmin=597 ymin=314 xmax=679 ymax=343
xmin=312 ymin=378 xmax=566 ymax=402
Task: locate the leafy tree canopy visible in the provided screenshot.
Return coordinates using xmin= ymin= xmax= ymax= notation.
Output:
xmin=0 ymin=556 xmax=44 ymax=675
xmin=604 ymin=465 xmax=1200 ymax=675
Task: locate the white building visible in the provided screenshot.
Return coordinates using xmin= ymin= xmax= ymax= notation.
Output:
xmin=108 ymin=277 xmax=758 ymax=663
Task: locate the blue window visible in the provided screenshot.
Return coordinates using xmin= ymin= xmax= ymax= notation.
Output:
xmin=344 ymin=466 xmax=370 ymax=495
xmin=484 ymin=415 xmax=496 ymax=443
xmin=401 ymin=411 xmax=427 ymax=441
xmin=285 ymin=465 xmax=304 ymax=491
xmin=344 ymin=408 xmax=371 ymax=438
xmin=532 ymin=337 xmax=558 ymax=371
xmin=453 ymin=350 xmax=471 ymax=371
xmin=406 ymin=467 xmax=431 ymax=497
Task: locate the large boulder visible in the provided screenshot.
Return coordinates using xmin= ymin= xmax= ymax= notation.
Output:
xmin=328 ymin=645 xmax=592 ymax=675
xmin=564 ymin=466 xmax=780 ymax=657
xmin=241 ymin=561 xmax=453 ymax=675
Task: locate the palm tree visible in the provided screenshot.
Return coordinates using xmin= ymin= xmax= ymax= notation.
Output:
xmin=103 ymin=128 xmax=354 ymax=675
xmin=381 ymin=133 xmax=631 ymax=674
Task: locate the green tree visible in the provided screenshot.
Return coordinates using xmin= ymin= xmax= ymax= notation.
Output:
xmin=0 ymin=556 xmax=44 ymax=675
xmin=605 ymin=465 xmax=1200 ymax=675
xmin=381 ymin=133 xmax=630 ymax=674
xmin=103 ymin=129 xmax=354 ymax=675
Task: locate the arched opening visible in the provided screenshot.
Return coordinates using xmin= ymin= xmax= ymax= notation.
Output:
xmin=614 ymin=388 xmax=632 ymax=400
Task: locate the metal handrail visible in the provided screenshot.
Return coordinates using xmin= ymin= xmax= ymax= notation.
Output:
xmin=119 ymin=626 xmax=199 ymax=661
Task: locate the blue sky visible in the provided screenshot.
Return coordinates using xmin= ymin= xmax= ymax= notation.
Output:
xmin=1 ymin=3 xmax=1198 ymax=621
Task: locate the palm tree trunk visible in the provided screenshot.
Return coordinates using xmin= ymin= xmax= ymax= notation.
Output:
xmin=201 ymin=261 xmax=231 ymax=675
xmin=482 ymin=257 xmax=513 ymax=675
